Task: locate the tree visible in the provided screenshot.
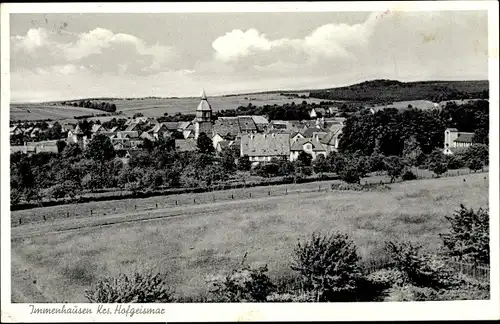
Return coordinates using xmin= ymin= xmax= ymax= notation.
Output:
xmin=466 ymin=156 xmax=483 ymax=172
xmin=56 ymin=140 xmax=67 ymax=154
xmin=237 ymin=155 xmax=251 ymax=171
xmin=384 ymin=155 xmax=405 ymax=183
xmin=196 ymin=132 xmax=214 ymax=154
xmin=220 ymin=149 xmax=237 ymax=173
xmin=62 ymin=143 xmax=83 ymax=161
xmin=427 ymin=149 xmax=448 ymax=177
xmin=312 ymin=155 xmax=329 ymax=175
xmin=326 ymin=151 xmax=345 ymax=174
xmin=291 ymin=232 xmax=364 ymax=302
xmin=339 ymin=154 xmax=370 ymax=184
xmin=440 ymin=204 xmax=489 ymax=265
xmin=297 ymin=151 xmax=312 ymax=167
xmin=85 ymin=134 xmax=116 ymax=161
xmin=462 ymin=144 xmax=488 ymax=167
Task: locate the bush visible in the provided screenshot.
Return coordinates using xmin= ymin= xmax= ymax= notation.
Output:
xmin=291 ymin=232 xmax=364 ymax=302
xmin=440 ymin=204 xmax=489 ymax=265
xmin=427 ymin=149 xmax=448 ymax=177
xmin=266 ymin=292 xmax=316 ymax=302
xmin=445 ymin=154 xmax=465 ymax=170
xmin=385 ymin=241 xmax=461 ymax=289
xmin=384 ymin=156 xmax=405 ymax=183
xmin=85 ymin=272 xmax=174 ymax=303
xmin=401 ymin=169 xmax=417 ymax=181
xmin=385 ymin=285 xmax=439 ymax=301
xmin=207 ymin=264 xmax=276 ymax=302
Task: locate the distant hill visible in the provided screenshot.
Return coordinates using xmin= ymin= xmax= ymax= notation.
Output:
xmin=307 ymin=79 xmax=489 ymax=104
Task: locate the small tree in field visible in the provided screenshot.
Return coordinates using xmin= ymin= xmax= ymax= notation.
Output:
xmin=384 ymin=155 xmax=405 ymax=183
xmin=466 ymin=156 xmax=484 ymax=172
xmin=291 ymin=232 xmax=364 ymax=302
xmin=85 ymin=272 xmax=174 ymax=303
xmin=339 ymin=154 xmax=370 ymax=184
xmin=312 ymin=154 xmax=329 ymax=175
xmin=427 ymin=149 xmax=448 ymax=177
xmin=440 ymin=204 xmax=489 ymax=265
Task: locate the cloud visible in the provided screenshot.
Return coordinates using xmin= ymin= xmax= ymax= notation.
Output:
xmin=11 ymin=27 xmax=178 ymax=74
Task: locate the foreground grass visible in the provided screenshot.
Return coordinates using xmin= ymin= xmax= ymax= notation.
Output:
xmin=11 ymin=173 xmax=488 ymax=302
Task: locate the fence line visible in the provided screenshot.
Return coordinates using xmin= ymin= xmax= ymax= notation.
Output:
xmin=13 ymin=168 xmax=488 ymax=227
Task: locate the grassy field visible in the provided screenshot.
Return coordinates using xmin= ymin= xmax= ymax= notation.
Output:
xmin=11 ymin=172 xmax=488 ymax=302
xmin=10 ymin=103 xmax=108 ymax=121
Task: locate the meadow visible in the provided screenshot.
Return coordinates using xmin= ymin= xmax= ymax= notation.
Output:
xmin=11 ymin=172 xmax=489 ymax=302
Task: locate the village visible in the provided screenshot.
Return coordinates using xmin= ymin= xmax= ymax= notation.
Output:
xmin=9 ymin=90 xmax=475 ymax=162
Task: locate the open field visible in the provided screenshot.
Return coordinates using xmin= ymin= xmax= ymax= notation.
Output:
xmin=11 ymin=93 xmax=324 ymax=121
xmin=11 ymin=172 xmax=488 ymax=302
xmin=10 ymin=103 xmax=108 ymax=121
xmin=12 ymin=167 xmax=485 ymax=227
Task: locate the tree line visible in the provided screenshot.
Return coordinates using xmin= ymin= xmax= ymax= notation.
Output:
xmin=60 ymin=100 xmax=117 ymax=113
xmin=309 ymin=79 xmax=489 ymax=104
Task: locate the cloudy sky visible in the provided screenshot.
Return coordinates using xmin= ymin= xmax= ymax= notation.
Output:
xmin=10 ymin=10 xmax=488 ymax=102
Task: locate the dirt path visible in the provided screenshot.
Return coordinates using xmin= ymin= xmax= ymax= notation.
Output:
xmin=11 ymin=190 xmax=327 ymax=239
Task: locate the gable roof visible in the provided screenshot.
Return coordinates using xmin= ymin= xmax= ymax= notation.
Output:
xmin=238 ymin=116 xmax=257 ymax=132
xmin=241 ymin=133 xmax=290 ymax=157
xmin=91 ymin=124 xmax=103 ymax=133
xmin=140 ymin=131 xmax=156 ymax=141
xmin=290 ymin=138 xmax=327 ymax=152
xmin=125 ymin=123 xmax=139 ymax=132
xmin=163 ymin=122 xmax=179 ymax=131
xmin=303 ymin=126 xmax=327 ymax=138
xmin=250 ymin=115 xmax=269 ymax=125
xmin=178 ymin=121 xmax=192 ymax=130
xmin=454 ymin=132 xmax=474 ymax=143
xmin=175 ymin=139 xmax=197 ymax=152
xmin=214 ymin=117 xmax=240 ymax=137
xmin=217 ymin=140 xmax=230 ymax=150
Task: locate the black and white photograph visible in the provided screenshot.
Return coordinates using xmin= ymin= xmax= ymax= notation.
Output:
xmin=1 ymin=1 xmax=499 ymax=322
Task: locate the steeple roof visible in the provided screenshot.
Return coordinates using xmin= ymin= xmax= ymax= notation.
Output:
xmin=196 ymin=89 xmax=212 ymax=112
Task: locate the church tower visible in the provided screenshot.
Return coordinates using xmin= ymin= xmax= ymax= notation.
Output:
xmin=194 ymin=89 xmax=213 ymax=139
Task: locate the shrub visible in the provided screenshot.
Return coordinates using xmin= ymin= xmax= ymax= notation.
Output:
xmin=401 ymin=169 xmax=417 ymax=181
xmin=385 ymin=241 xmax=461 ymax=289
xmin=445 ymin=154 xmax=465 ymax=170
xmin=85 ymin=272 xmax=174 ymax=303
xmin=207 ymin=264 xmax=276 ymax=302
xmin=440 ymin=204 xmax=489 ymax=265
xmin=291 ymin=232 xmax=364 ymax=302
xmin=385 ymin=285 xmax=439 ymax=301
xmin=266 ymin=292 xmax=316 ymax=302
xmin=366 ymin=268 xmax=408 ymax=289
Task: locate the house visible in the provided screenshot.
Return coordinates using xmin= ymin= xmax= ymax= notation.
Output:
xmin=68 ymin=125 xmax=84 ymax=143
xmin=140 ymin=131 xmax=156 ymax=142
xmin=320 ymin=125 xmax=343 ymax=153
xmin=11 ymin=140 xmax=59 ymax=155
xmin=30 ymin=127 xmax=41 ymax=138
xmin=175 ymin=139 xmax=197 ymax=152
xmin=290 ymin=138 xmax=327 ymax=161
xmin=47 ymin=121 xmax=61 ymax=129
xmin=213 ymin=117 xmax=241 ymax=138
xmin=10 ymin=125 xmax=22 ymax=136
xmin=177 ymin=121 xmax=192 ymax=132
xmin=310 ymin=107 xmax=327 ymax=119
xmin=240 ymin=133 xmax=290 ymax=162
xmin=250 ymin=115 xmax=270 ymax=131
xmin=163 ymin=122 xmax=179 ymax=132
xmin=91 ymin=124 xmax=105 ymax=137
xmin=302 ymin=126 xmax=327 ymax=139
xmin=125 ymin=123 xmax=141 ymax=132
xmin=182 ymin=124 xmax=195 ymax=139
xmin=215 ymin=140 xmax=230 ymax=152
xmin=290 ymin=131 xmax=305 ymax=143
xmin=443 ymin=128 xmax=475 ymax=155
xmin=238 ymin=116 xmax=258 ymax=133
xmin=61 ymin=123 xmax=76 ymax=133
xmin=148 ymin=123 xmax=170 ymax=140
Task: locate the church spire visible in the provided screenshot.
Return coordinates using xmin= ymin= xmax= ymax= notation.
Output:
xmin=200 ymin=89 xmax=207 ymax=100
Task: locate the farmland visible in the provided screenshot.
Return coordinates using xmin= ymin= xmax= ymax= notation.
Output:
xmin=11 ymin=93 xmax=324 ymax=121
xmin=10 ymin=103 xmax=109 ymax=122
xmin=11 ymin=172 xmax=489 ymax=302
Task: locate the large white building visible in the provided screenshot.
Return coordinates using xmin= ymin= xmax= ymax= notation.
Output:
xmin=443 ymin=128 xmax=474 ymax=155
